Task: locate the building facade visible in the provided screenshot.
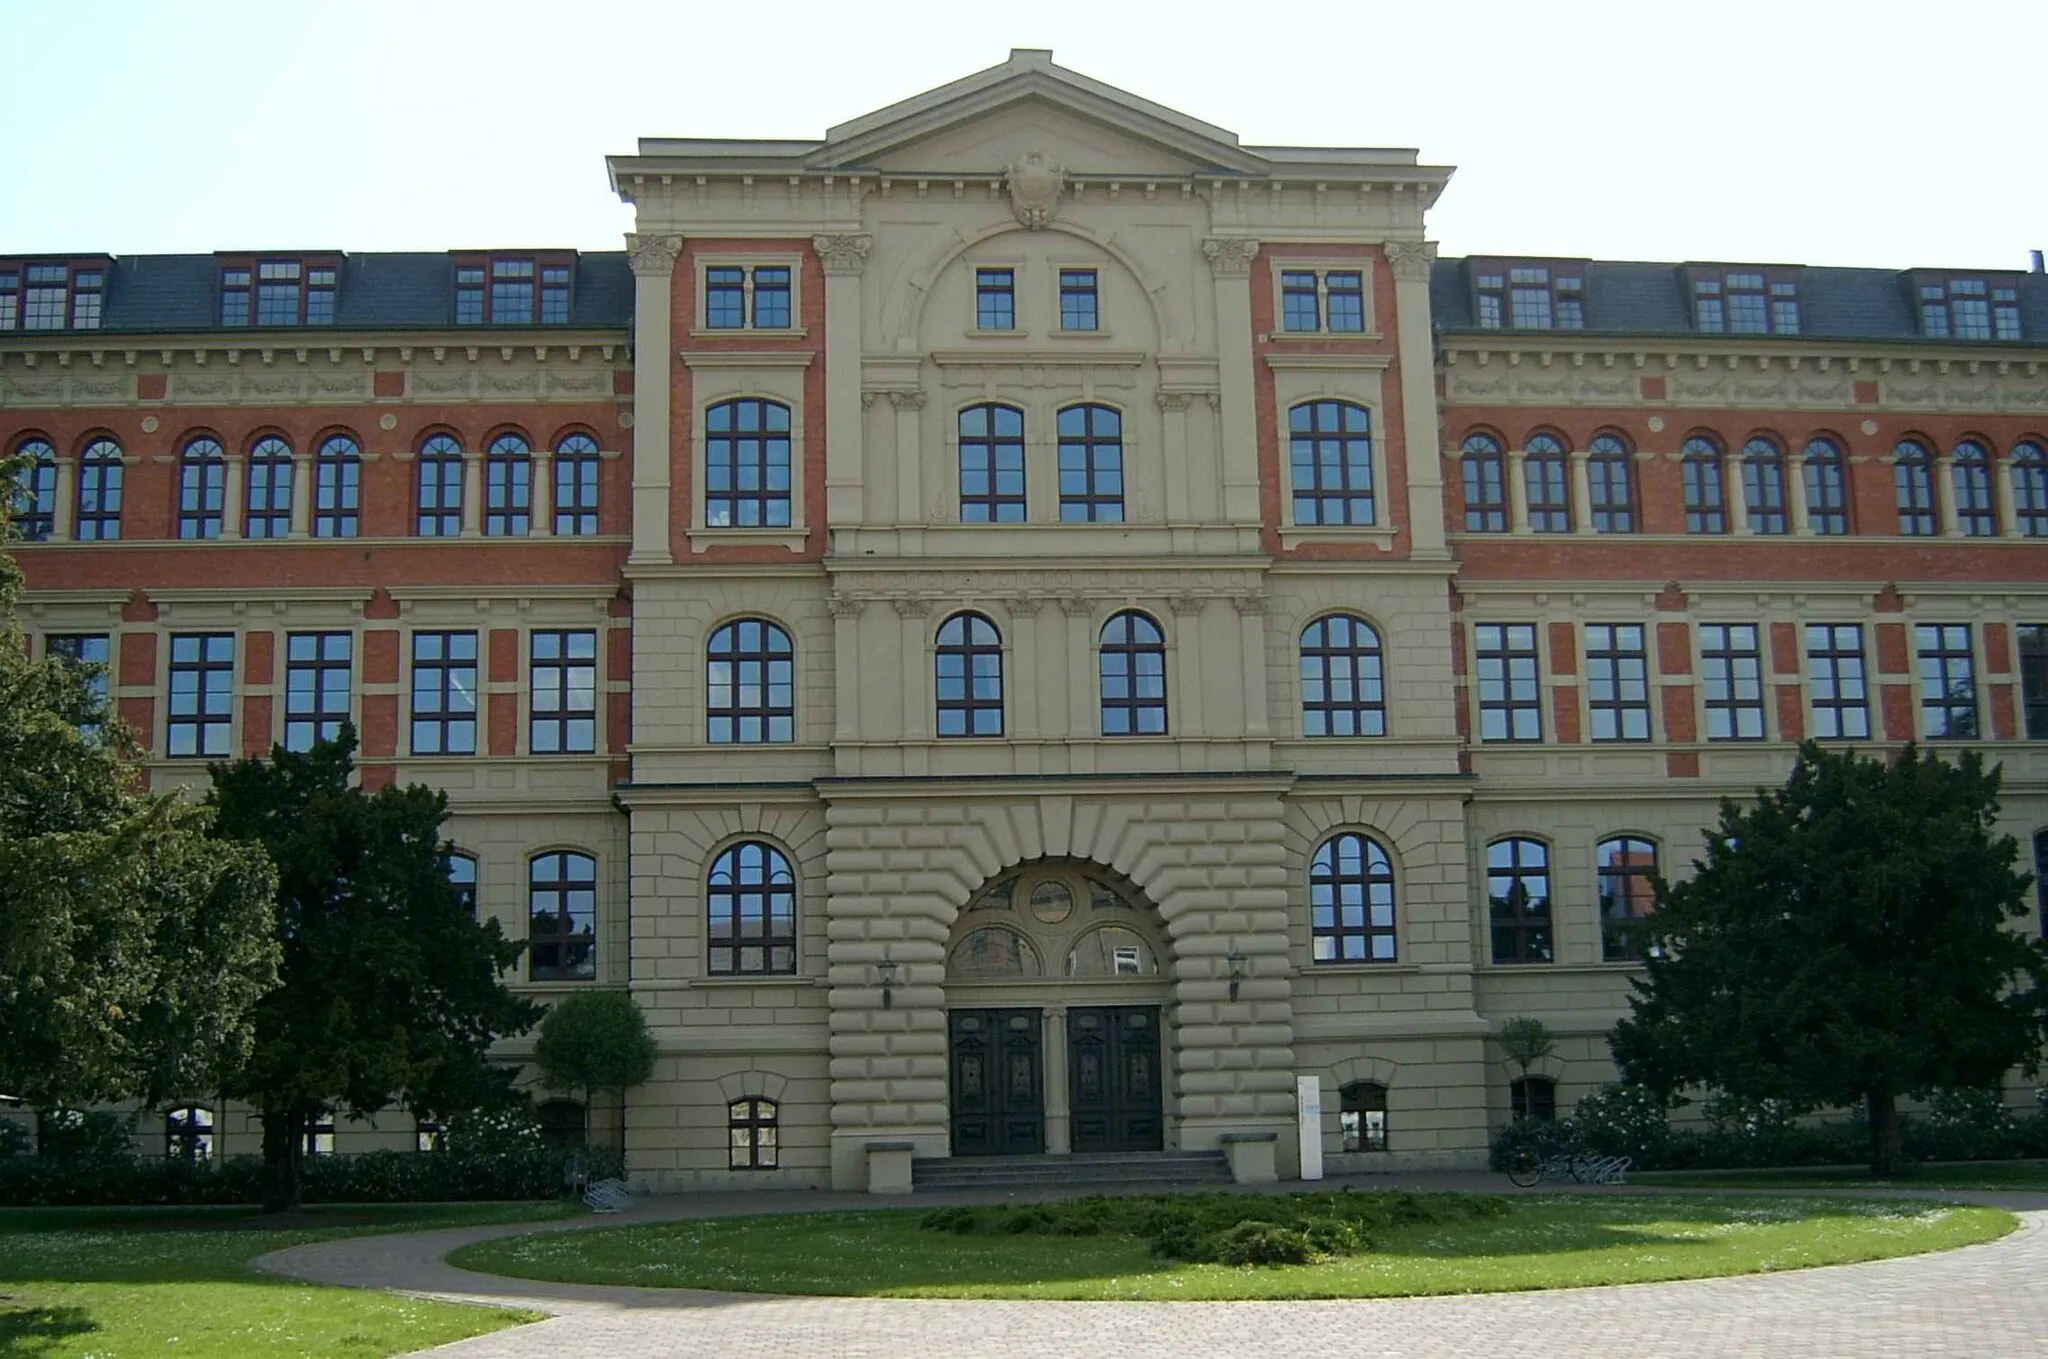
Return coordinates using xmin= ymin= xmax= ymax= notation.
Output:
xmin=7 ymin=51 xmax=2047 ymax=1188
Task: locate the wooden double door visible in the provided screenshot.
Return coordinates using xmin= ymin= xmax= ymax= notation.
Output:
xmin=947 ymin=1005 xmax=1163 ymax=1156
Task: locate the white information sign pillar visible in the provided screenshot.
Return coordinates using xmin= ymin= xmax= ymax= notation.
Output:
xmin=1296 ymin=1075 xmax=1324 ymax=1181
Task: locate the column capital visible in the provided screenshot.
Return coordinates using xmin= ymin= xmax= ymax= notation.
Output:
xmin=1383 ymin=239 xmax=1440 ymax=282
xmin=1201 ymin=237 xmax=1260 ymax=276
xmin=812 ymin=233 xmax=874 ymax=276
xmin=624 ymin=233 xmax=683 ymax=277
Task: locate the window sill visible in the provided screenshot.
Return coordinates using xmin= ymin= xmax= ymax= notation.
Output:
xmin=1051 ymin=329 xmax=1116 ymax=340
xmin=1302 ymin=962 xmax=1418 ymax=974
xmin=1265 ymin=329 xmax=1384 ymax=344
xmin=962 ymin=328 xmax=1025 ymax=340
xmin=688 ymin=527 xmax=808 ymax=552
xmin=1278 ymin=525 xmax=1398 ymax=552
xmin=694 ymin=976 xmax=820 ymax=988
xmin=689 ymin=327 xmax=809 ymax=341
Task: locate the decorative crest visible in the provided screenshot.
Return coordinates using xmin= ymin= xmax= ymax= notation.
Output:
xmin=1005 ymin=152 xmax=1066 ymax=229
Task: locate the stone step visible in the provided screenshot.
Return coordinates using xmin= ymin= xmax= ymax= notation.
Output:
xmin=911 ymin=1150 xmax=1232 ymax=1193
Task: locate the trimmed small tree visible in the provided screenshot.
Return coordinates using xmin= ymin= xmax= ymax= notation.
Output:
xmin=1496 ymin=1016 xmax=1556 ymax=1086
xmin=1611 ymin=741 xmax=2048 ymax=1176
xmin=532 ymin=990 xmax=657 ymax=1154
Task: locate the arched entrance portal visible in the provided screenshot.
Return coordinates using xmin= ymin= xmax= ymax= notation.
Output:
xmin=943 ymin=858 xmax=1170 ymax=1157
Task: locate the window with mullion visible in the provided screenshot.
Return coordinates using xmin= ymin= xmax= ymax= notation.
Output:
xmin=1299 ymin=614 xmax=1385 ymax=737
xmin=1099 ymin=610 xmax=1166 ymax=736
xmin=410 ymin=631 xmax=478 ymax=756
xmin=75 ymin=439 xmax=123 ymax=540
xmin=1682 ymin=438 xmax=1726 ymax=534
xmin=167 ymin=632 xmax=235 ymax=758
xmin=46 ymin=633 xmax=110 ymax=731
xmin=1803 ymin=438 xmax=1849 ymax=535
xmin=1461 ymin=434 xmax=1507 ymax=531
xmin=553 ymin=433 xmax=601 ymax=535
xmin=416 ymin=434 xmax=465 ymax=536
xmin=706 ymin=618 xmax=794 ymax=744
xmin=176 ymin=437 xmax=226 ymax=540
xmin=1281 ymin=271 xmax=1320 ymax=332
xmin=256 ymin=260 xmax=303 ymax=326
xmin=284 ymin=632 xmax=352 ymax=751
xmin=484 ymin=433 xmax=532 ymax=536
xmin=539 ymin=265 xmax=570 ymax=324
xmin=2018 ymin=624 xmax=2048 ymax=740
xmin=244 ymin=436 xmax=293 ymax=538
xmin=448 ymin=852 xmax=478 ymax=917
xmin=1951 ymin=440 xmax=1997 ymax=536
xmin=1915 ymin=623 xmax=1978 ymax=739
xmin=1806 ymin=624 xmax=1870 ymax=740
xmin=1057 ymin=404 xmax=1124 ymax=522
xmin=728 ymin=1098 xmax=779 ymax=1169
xmin=12 ymin=439 xmax=56 ymax=540
xmin=1894 ymin=440 xmax=1937 ymax=535
xmin=975 ymin=268 xmax=1015 ymax=330
xmin=1585 ymin=624 xmax=1651 ymax=741
xmin=705 ymin=398 xmax=793 ymax=528
xmin=529 ymin=629 xmax=597 ymax=754
xmin=958 ymin=404 xmax=1026 ymax=522
xmin=1311 ymin=832 xmax=1398 ymax=964
xmin=1058 ymin=269 xmax=1098 ymax=331
xmin=1512 ymin=1077 xmax=1557 ymax=1121
xmin=528 ymin=851 xmax=596 ymax=982
xmin=1599 ymin=836 xmax=1658 ymax=962
xmin=1741 ymin=437 xmax=1788 ymax=534
xmin=1700 ymin=624 xmax=1765 ymax=740
xmin=1587 ymin=434 xmax=1634 ymax=533
xmin=1475 ymin=623 xmax=1542 ymax=741
xmin=1288 ymin=401 xmax=1375 ymax=526
xmin=1325 ymin=271 xmax=1365 ymax=332
xmin=313 ymin=435 xmax=360 ymax=538
xmin=1487 ymin=837 xmax=1553 ymax=964
xmin=751 ymin=267 xmax=791 ymax=328
xmin=707 ymin=841 xmax=796 ymax=976
xmin=2014 ymin=443 xmax=2048 ymax=537
xmin=490 ymin=259 xmax=535 ymax=324
xmin=705 ymin=266 xmax=745 ymax=329
xmin=935 ymin=612 xmax=1004 ymax=738
xmin=1522 ymin=435 xmax=1570 ymax=532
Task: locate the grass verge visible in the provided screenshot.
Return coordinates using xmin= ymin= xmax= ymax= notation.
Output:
xmin=0 ymin=1200 xmax=572 ymax=1358
xmin=1633 ymin=1161 xmax=2048 ymax=1192
xmin=449 ymin=1190 xmax=2013 ymax=1302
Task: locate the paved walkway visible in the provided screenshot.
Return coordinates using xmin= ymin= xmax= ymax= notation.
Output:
xmin=255 ymin=1176 xmax=2048 ymax=1358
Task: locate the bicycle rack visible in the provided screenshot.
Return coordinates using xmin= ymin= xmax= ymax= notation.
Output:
xmin=582 ymin=1177 xmax=633 ymax=1213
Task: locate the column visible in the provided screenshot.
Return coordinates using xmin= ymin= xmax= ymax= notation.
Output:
xmin=1383 ymin=240 xmax=1448 ymax=555
xmin=459 ymin=454 xmax=482 ymax=536
xmin=1787 ymin=451 xmax=1813 ymax=536
xmin=1202 ymin=237 xmax=1261 ymax=525
xmin=890 ymin=390 xmax=924 ymax=524
xmin=1936 ymin=456 xmax=1961 ymax=536
xmin=1728 ymin=451 xmax=1752 ymax=534
xmin=1506 ymin=449 xmax=1530 ymax=532
xmin=289 ymin=451 xmax=312 ymax=537
xmin=1157 ymin=393 xmax=1192 ymax=524
xmin=814 ymin=234 xmax=872 ymax=527
xmin=1043 ymin=1007 xmax=1071 ymax=1155
xmin=625 ymin=233 xmax=683 ymax=564
xmin=51 ymin=459 xmax=75 ymax=541
xmin=1568 ymin=449 xmax=1594 ymax=534
xmin=221 ymin=457 xmax=244 ymax=540
xmin=1996 ymin=459 xmax=2021 ymax=539
xmin=530 ymin=448 xmax=553 ymax=537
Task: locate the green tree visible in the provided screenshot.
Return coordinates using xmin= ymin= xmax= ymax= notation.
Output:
xmin=206 ymin=732 xmax=541 ymax=1210
xmin=0 ymin=457 xmax=279 ymax=1109
xmin=1495 ymin=1016 xmax=1556 ymax=1085
xmin=1611 ymin=741 xmax=2048 ymax=1176
xmin=532 ymin=989 xmax=657 ymax=1152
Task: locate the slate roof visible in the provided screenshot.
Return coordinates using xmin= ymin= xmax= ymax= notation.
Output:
xmin=1431 ymin=257 xmax=2048 ymax=346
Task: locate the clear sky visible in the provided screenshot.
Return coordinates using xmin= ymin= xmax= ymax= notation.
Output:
xmin=2 ymin=0 xmax=2043 ymax=270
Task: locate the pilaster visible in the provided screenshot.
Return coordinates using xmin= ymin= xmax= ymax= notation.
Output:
xmin=626 ymin=233 xmax=682 ymax=564
xmin=815 ymin=234 xmax=872 ymax=527
xmin=1384 ymin=240 xmax=1448 ymax=555
xmin=1203 ymin=237 xmax=1261 ymax=525
xmin=221 ymin=458 xmax=244 ymax=541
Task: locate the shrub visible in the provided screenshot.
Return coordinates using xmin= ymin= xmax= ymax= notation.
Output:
xmin=1488 ymin=1114 xmax=1581 ymax=1171
xmin=0 ymin=1119 xmax=31 ymax=1159
xmin=1147 ymin=1218 xmax=1205 ymax=1261
xmin=919 ymin=1205 xmax=981 ymax=1234
xmin=1211 ymin=1221 xmax=1315 ymax=1266
xmin=1572 ymin=1084 xmax=1672 ymax=1162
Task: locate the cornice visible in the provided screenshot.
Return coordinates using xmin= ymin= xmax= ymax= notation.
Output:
xmin=0 ymin=332 xmax=626 ymax=367
xmin=1439 ymin=334 xmax=2047 ymax=376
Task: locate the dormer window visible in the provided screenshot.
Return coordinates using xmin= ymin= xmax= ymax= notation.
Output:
xmin=1 ymin=262 xmax=105 ymax=331
xmin=1919 ymin=277 xmax=2023 ymax=341
xmin=454 ymin=254 xmax=573 ymax=325
xmin=220 ymin=258 xmax=339 ymax=326
xmin=1690 ymin=269 xmax=1799 ymax=335
xmin=1474 ymin=263 xmax=1585 ymax=331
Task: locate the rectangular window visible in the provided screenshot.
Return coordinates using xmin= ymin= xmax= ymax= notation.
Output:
xmin=529 ymin=630 xmax=597 ymax=755
xmin=2020 ymin=625 xmax=2048 ymax=741
xmin=24 ymin=264 xmax=69 ymax=329
xmin=307 ymin=266 xmax=337 ymax=324
xmin=1770 ymin=281 xmax=1800 ymax=334
xmin=1059 ymin=268 xmax=1098 ymax=331
xmin=454 ymin=266 xmax=485 ymax=325
xmin=1700 ymin=624 xmax=1765 ymax=740
xmin=69 ymin=270 xmax=103 ymax=329
xmin=1694 ymin=279 xmax=1725 ymax=332
xmin=47 ymin=633 xmax=111 ymax=729
xmin=1585 ymin=624 xmax=1652 ymax=741
xmin=1916 ymin=623 xmax=1978 ymax=738
xmin=1554 ymin=275 xmax=1584 ymax=329
xmin=256 ymin=260 xmax=301 ymax=326
xmin=1325 ymin=271 xmax=1365 ymax=332
xmin=491 ymin=259 xmax=535 ymax=324
xmin=1726 ymin=272 xmax=1768 ymax=333
xmin=167 ymin=633 xmax=235 ymax=759
xmin=1806 ymin=624 xmax=1870 ymax=740
xmin=539 ymin=264 xmax=570 ymax=324
xmin=410 ymin=631 xmax=478 ymax=756
xmin=1281 ymin=271 xmax=1320 ymax=332
xmin=705 ymin=266 xmax=745 ymax=328
xmin=1695 ymin=271 xmax=1798 ymax=334
xmin=1476 ymin=273 xmax=1504 ymax=329
xmin=975 ymin=268 xmax=1015 ymax=330
xmin=220 ymin=268 xmax=251 ymax=325
xmin=1474 ymin=623 xmax=1542 ymax=742
xmin=751 ymin=266 xmax=791 ymax=329
xmin=1993 ymin=286 xmax=2023 ymax=341
xmin=1509 ymin=267 xmax=1553 ymax=329
xmin=0 ymin=270 xmax=16 ymax=329
xmin=284 ymin=632 xmax=352 ymax=751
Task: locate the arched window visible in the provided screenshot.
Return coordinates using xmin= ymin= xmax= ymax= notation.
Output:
xmin=707 ymin=841 xmax=797 ymax=976
xmin=1522 ymin=433 xmax=1570 ymax=533
xmin=165 ymin=1105 xmax=214 ymax=1161
xmin=2014 ymin=442 xmax=2048 ymax=538
xmin=312 ymin=434 xmax=360 ymax=538
xmin=1057 ymin=404 xmax=1124 ymax=522
xmin=1510 ymin=1076 xmax=1557 ymax=1122
xmin=1098 ymin=610 xmax=1166 ymax=735
xmin=958 ymin=404 xmax=1026 ymax=522
xmin=1289 ymin=400 xmax=1376 ymax=526
xmin=448 ymin=850 xmax=478 ymax=917
xmin=528 ymin=850 xmax=596 ymax=982
xmin=706 ymin=618 xmax=794 ymax=744
xmin=1741 ymin=436 xmax=1788 ymax=535
xmin=11 ymin=438 xmax=55 ymax=541
xmin=1951 ymin=439 xmax=1996 ymax=537
xmin=1299 ymin=614 xmax=1385 ymax=737
xmin=536 ymin=1098 xmax=585 ymax=1152
xmin=950 ymin=926 xmax=1043 ymax=978
xmin=176 ymin=437 xmax=226 ymax=540
xmin=1487 ymin=837 xmax=1553 ymax=964
xmin=75 ymin=438 xmax=123 ymax=541
xmin=1598 ymin=836 xmax=1659 ymax=962
xmin=729 ymin=1098 xmax=779 ymax=1170
xmin=935 ymin=611 xmax=1003 ymax=737
xmin=484 ymin=432 xmax=531 ymax=536
xmin=1310 ymin=831 xmax=1397 ymax=963
xmin=1587 ymin=432 xmax=1634 ymax=533
xmin=245 ymin=435 xmax=293 ymax=538
xmin=553 ymin=432 xmax=601 ymax=535
xmin=1461 ymin=433 xmax=1507 ymax=532
xmin=1803 ymin=437 xmax=1849 ymax=535
xmin=1681 ymin=436 xmax=1726 ymax=534
xmin=417 ymin=433 xmax=464 ymax=536
xmin=705 ymin=397 xmax=792 ymax=527
xmin=1340 ymin=1081 xmax=1388 ymax=1152
xmin=1894 ymin=439 xmax=1937 ymax=536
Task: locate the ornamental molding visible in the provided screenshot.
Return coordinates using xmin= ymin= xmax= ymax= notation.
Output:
xmin=828 ymin=568 xmax=1268 ymax=603
xmin=891 ymin=595 xmax=932 ymax=618
xmin=812 ymin=233 xmax=874 ymax=276
xmin=1167 ymin=591 xmax=1204 ymax=616
xmin=1058 ymin=594 xmax=1096 ymax=617
xmin=827 ymin=595 xmax=866 ymax=619
xmin=1231 ymin=591 xmax=1270 ymax=616
xmin=625 ymin=233 xmax=684 ymax=277
xmin=1201 ymin=237 xmax=1261 ymax=277
xmin=1382 ymin=239 xmax=1439 ymax=282
xmin=886 ymin=389 xmax=927 ymax=412
xmin=1005 ymin=595 xmax=1045 ymax=617
xmin=1156 ymin=391 xmax=1194 ymax=413
xmin=1004 ymin=151 xmax=1066 ymax=229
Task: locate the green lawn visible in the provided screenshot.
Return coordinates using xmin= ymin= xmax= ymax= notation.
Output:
xmin=449 ymin=1192 xmax=2013 ymax=1302
xmin=0 ymin=1201 xmax=572 ymax=1359
xmin=1634 ymin=1161 xmax=2048 ymax=1192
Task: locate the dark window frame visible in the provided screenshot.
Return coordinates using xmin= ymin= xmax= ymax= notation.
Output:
xmin=1057 ymin=403 xmax=1125 ymax=522
xmin=729 ymin=1097 xmax=780 ymax=1169
xmin=1098 ymin=610 xmax=1167 ymax=736
xmin=2014 ymin=442 xmax=2048 ymax=538
xmin=1951 ymin=439 xmax=1997 ymax=536
xmin=452 ymin=253 xmax=574 ymax=326
xmin=1288 ymin=400 xmax=1376 ymax=526
xmin=1488 ymin=836 xmax=1554 ymax=965
xmin=1461 ymin=433 xmax=1508 ymax=532
xmin=75 ymin=437 xmax=123 ymax=541
xmin=12 ymin=437 xmax=56 ymax=540
xmin=410 ymin=630 xmax=479 ymax=756
xmin=1741 ymin=436 xmax=1789 ymax=535
xmin=1522 ymin=432 xmax=1571 ymax=533
xmin=528 ymin=850 xmax=597 ymax=982
xmin=707 ymin=841 xmax=797 ymax=977
xmin=1587 ymin=432 xmax=1634 ymax=533
xmin=46 ymin=632 xmax=110 ymax=728
xmin=484 ymin=431 xmax=532 ymax=537
xmin=217 ymin=256 xmax=339 ymax=327
xmin=529 ymin=629 xmax=598 ymax=755
xmin=1510 ymin=1076 xmax=1557 ymax=1122
xmin=1918 ymin=275 xmax=2024 ymax=342
xmin=704 ymin=397 xmax=794 ymax=529
xmin=1058 ymin=268 xmax=1098 ymax=331
xmin=312 ymin=434 xmax=361 ymax=538
xmin=167 ymin=631 xmax=236 ymax=759
xmin=1700 ymin=623 xmax=1767 ymax=741
xmin=936 ymin=611 xmax=1004 ymax=738
xmin=1340 ymin=1081 xmax=1389 ymax=1151
xmin=1916 ymin=623 xmax=1978 ymax=739
xmin=553 ymin=432 xmax=602 ymax=536
xmin=448 ymin=850 xmax=479 ymax=918
xmin=1311 ymin=832 xmax=1399 ymax=964
xmin=10 ymin=260 xmax=106 ymax=331
xmin=1806 ymin=623 xmax=1871 ymax=740
xmin=2020 ymin=625 xmax=2048 ymax=741
xmin=1585 ymin=623 xmax=1651 ymax=742
xmin=176 ymin=436 xmax=226 ymax=540
xmin=1803 ymin=437 xmax=1850 ymax=535
xmin=1682 ymin=437 xmax=1727 ymax=534
xmin=1299 ymin=613 xmax=1386 ymax=738
xmin=1471 ymin=260 xmax=1587 ymax=331
xmin=975 ymin=267 xmax=1016 ymax=330
xmin=1599 ymin=836 xmax=1660 ymax=962
xmin=706 ymin=618 xmax=795 ymax=745
xmin=283 ymin=631 xmax=352 ymax=752
xmin=1894 ymin=439 xmax=1938 ymax=535
xmin=958 ymin=403 xmax=1027 ymax=522
xmin=165 ymin=1105 xmax=214 ymax=1162
xmin=244 ymin=434 xmax=293 ymax=538
xmin=1689 ymin=267 xmax=1800 ymax=335
xmin=1474 ymin=622 xmax=1542 ymax=742
xmin=416 ymin=433 xmax=464 ymax=537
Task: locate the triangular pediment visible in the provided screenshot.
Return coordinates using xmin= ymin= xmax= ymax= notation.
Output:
xmin=808 ymin=50 xmax=1268 ymax=177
